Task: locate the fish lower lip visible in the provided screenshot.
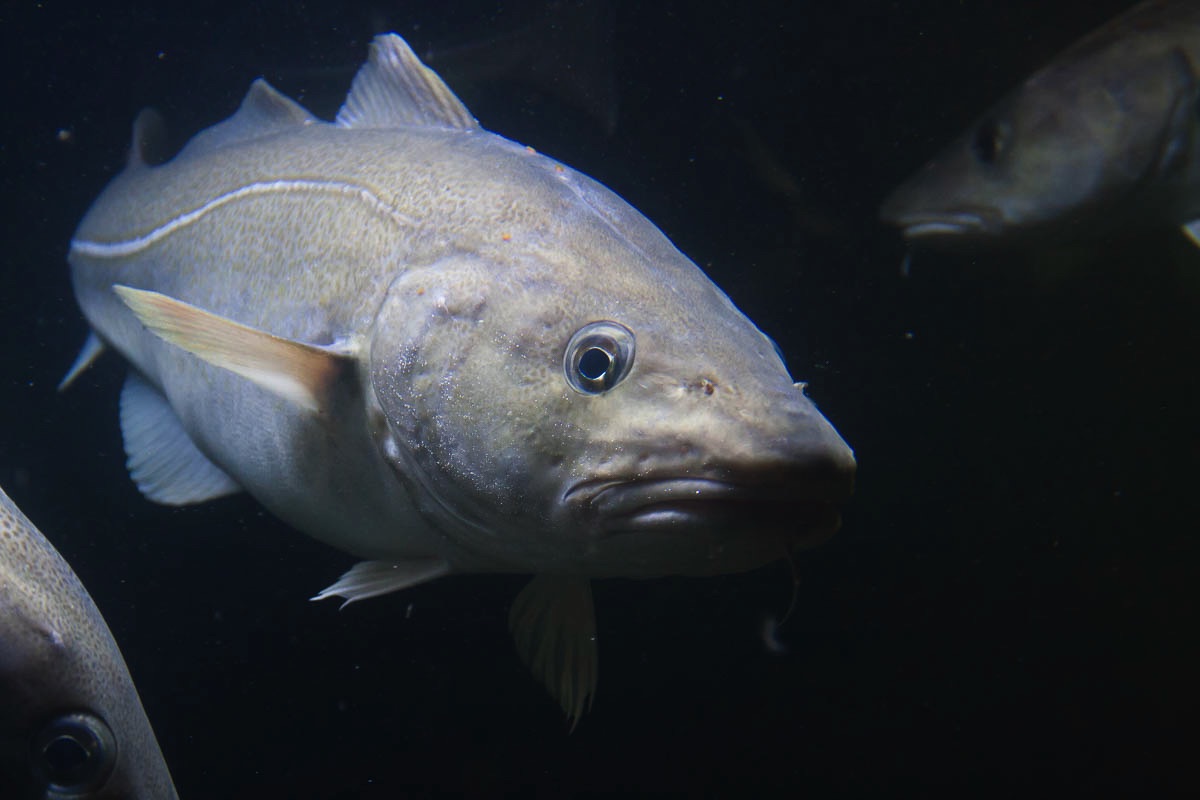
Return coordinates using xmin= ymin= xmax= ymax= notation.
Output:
xmin=898 ymin=212 xmax=989 ymax=238
xmin=573 ymin=478 xmax=844 ymax=534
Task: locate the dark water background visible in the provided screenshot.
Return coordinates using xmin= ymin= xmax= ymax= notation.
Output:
xmin=1 ymin=0 xmax=1196 ymax=795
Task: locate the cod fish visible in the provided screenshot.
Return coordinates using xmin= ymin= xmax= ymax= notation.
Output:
xmin=881 ymin=0 xmax=1200 ymax=248
xmin=66 ymin=34 xmax=856 ymax=724
xmin=0 ymin=484 xmax=177 ymax=798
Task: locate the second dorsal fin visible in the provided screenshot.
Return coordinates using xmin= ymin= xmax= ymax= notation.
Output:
xmin=335 ymin=33 xmax=479 ymax=132
xmin=176 ymin=79 xmax=316 ymax=161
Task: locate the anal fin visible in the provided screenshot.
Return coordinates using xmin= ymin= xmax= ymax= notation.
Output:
xmin=120 ymin=371 xmax=242 ymax=505
xmin=310 ymin=558 xmax=450 ymax=607
xmin=509 ymin=575 xmax=597 ymax=731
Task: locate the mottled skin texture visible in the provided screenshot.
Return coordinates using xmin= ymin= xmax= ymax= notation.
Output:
xmin=881 ymin=0 xmax=1200 ymax=245
xmin=70 ymin=41 xmax=854 ymax=581
xmin=0 ymin=485 xmax=176 ymax=798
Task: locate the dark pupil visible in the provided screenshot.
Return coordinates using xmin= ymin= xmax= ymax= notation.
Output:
xmin=42 ymin=733 xmax=92 ymax=781
xmin=578 ymin=346 xmax=612 ymax=381
xmin=972 ymin=119 xmax=1001 ymax=164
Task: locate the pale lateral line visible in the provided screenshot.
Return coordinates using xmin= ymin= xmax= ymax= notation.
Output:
xmin=70 ymin=179 xmax=416 ymax=259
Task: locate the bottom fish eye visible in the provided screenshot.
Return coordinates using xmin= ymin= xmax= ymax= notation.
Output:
xmin=564 ymin=321 xmax=636 ymax=394
xmin=32 ymin=711 xmax=117 ymax=793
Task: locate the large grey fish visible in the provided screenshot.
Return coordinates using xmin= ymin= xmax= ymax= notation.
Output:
xmin=65 ymin=34 xmax=856 ymax=724
xmin=0 ymin=484 xmax=177 ymax=798
xmin=881 ymin=0 xmax=1200 ymax=248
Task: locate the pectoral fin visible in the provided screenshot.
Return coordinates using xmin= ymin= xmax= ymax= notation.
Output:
xmin=1182 ymin=220 xmax=1200 ymax=249
xmin=311 ymin=559 xmax=451 ymax=607
xmin=113 ymin=285 xmax=354 ymax=413
xmin=509 ymin=575 xmax=598 ymax=731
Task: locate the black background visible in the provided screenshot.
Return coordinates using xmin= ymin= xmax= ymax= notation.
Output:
xmin=1 ymin=1 xmax=1196 ymax=796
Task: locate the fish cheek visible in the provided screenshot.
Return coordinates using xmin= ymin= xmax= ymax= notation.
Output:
xmin=369 ymin=267 xmax=553 ymax=513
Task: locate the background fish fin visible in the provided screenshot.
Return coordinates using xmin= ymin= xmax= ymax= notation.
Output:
xmin=58 ymin=332 xmax=106 ymax=391
xmin=176 ymin=79 xmax=316 ymax=161
xmin=335 ymin=33 xmax=479 ymax=132
xmin=310 ymin=559 xmax=450 ymax=607
xmin=508 ymin=575 xmax=597 ymax=731
xmin=128 ymin=108 xmax=168 ymax=168
xmin=120 ymin=371 xmax=242 ymax=505
xmin=114 ymin=285 xmax=352 ymax=414
xmin=1182 ymin=220 xmax=1200 ymax=249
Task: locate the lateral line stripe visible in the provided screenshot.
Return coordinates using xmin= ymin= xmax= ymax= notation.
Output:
xmin=70 ymin=179 xmax=416 ymax=258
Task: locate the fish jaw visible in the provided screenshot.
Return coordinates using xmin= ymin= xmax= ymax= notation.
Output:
xmin=879 ymin=190 xmax=1006 ymax=243
xmin=556 ymin=424 xmax=855 ymax=578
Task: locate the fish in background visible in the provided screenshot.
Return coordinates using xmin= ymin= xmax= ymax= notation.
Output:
xmin=881 ymin=0 xmax=1200 ymax=249
xmin=64 ymin=34 xmax=855 ymax=726
xmin=0 ymin=483 xmax=177 ymax=799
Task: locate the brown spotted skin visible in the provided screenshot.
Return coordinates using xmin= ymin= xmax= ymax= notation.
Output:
xmin=0 ymin=485 xmax=177 ymax=799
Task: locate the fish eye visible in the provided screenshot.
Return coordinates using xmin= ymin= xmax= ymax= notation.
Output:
xmin=971 ymin=117 xmax=1008 ymax=165
xmin=563 ymin=321 xmax=635 ymax=394
xmin=31 ymin=711 xmax=117 ymax=794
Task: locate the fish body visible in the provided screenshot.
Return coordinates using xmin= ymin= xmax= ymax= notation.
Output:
xmin=0 ymin=484 xmax=176 ymax=799
xmin=68 ymin=35 xmax=855 ymax=721
xmin=881 ymin=0 xmax=1200 ymax=247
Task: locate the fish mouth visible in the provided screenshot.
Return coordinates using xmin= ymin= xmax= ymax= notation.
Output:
xmin=565 ymin=476 xmax=849 ymax=540
xmin=890 ymin=210 xmax=996 ymax=239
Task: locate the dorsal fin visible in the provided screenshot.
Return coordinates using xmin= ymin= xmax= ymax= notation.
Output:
xmin=176 ymin=79 xmax=316 ymax=161
xmin=128 ymin=108 xmax=168 ymax=168
xmin=335 ymin=33 xmax=479 ymax=132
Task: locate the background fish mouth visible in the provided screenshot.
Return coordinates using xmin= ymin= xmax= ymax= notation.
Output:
xmin=893 ymin=211 xmax=993 ymax=239
xmin=568 ymin=476 xmax=849 ymax=538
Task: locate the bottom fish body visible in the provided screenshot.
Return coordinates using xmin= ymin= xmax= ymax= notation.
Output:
xmin=0 ymin=484 xmax=176 ymax=799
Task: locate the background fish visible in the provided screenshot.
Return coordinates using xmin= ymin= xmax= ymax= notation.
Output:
xmin=881 ymin=0 xmax=1200 ymax=248
xmin=65 ymin=34 xmax=855 ymax=724
xmin=0 ymin=484 xmax=177 ymax=799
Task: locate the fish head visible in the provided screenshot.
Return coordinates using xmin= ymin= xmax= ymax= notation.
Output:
xmin=0 ymin=544 xmax=173 ymax=798
xmin=881 ymin=39 xmax=1199 ymax=245
xmin=368 ymin=167 xmax=855 ymax=577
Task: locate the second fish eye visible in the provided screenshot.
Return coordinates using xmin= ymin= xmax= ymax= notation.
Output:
xmin=32 ymin=711 xmax=117 ymax=793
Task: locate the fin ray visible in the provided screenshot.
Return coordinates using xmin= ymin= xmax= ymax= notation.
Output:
xmin=58 ymin=332 xmax=107 ymax=391
xmin=177 ymin=79 xmax=316 ymax=161
xmin=336 ymin=34 xmax=478 ymax=131
xmin=311 ymin=559 xmax=450 ymax=607
xmin=120 ymin=371 xmax=242 ymax=505
xmin=509 ymin=575 xmax=597 ymax=730
xmin=114 ymin=285 xmax=351 ymax=414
